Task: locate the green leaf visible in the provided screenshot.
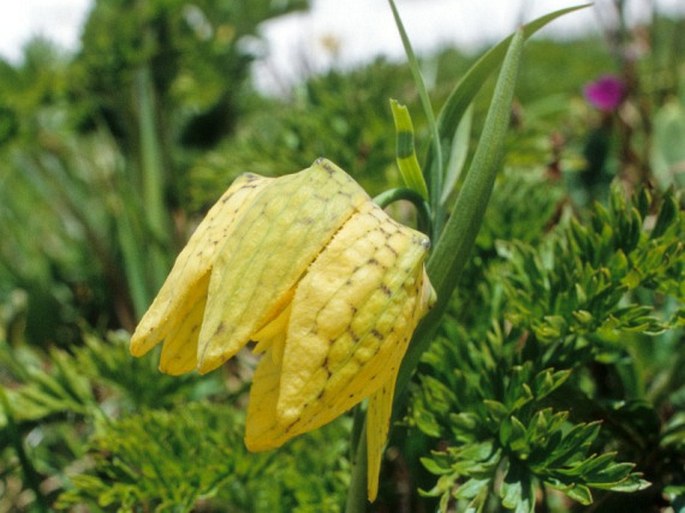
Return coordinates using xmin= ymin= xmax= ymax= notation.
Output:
xmin=396 ymin=24 xmax=527 ymax=407
xmin=500 ymin=462 xmax=535 ymax=513
xmin=421 ymin=456 xmax=451 ymax=476
xmin=454 ymin=477 xmax=490 ymax=500
xmin=564 ymin=484 xmax=593 ymax=505
xmin=484 ymin=400 xmax=510 ymax=422
xmin=386 ymin=0 xmax=443 ymax=228
xmin=508 ymin=416 xmax=530 ymax=456
xmin=441 ymin=103 xmax=473 ymax=205
xmin=533 ymin=369 xmax=572 ymax=399
xmin=424 ymin=4 xmax=591 ymax=190
xmin=651 ymin=190 xmax=679 ymax=239
xmin=425 ymin=29 xmax=524 ymax=316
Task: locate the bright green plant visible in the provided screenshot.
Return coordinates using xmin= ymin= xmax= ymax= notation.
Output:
xmin=411 ymin=184 xmax=684 ymax=511
xmin=55 ymin=403 xmax=351 ymax=513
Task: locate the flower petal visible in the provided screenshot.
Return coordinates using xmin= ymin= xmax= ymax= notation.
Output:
xmin=263 ymin=202 xmax=429 ymax=436
xmin=244 ymin=342 xmax=286 ymax=451
xmin=130 ymin=173 xmax=272 ymax=366
xmin=244 ymin=202 xmax=432 ymax=451
xmin=366 ymin=378 xmax=395 ymax=502
xmin=366 ymin=267 xmax=435 ymax=500
xmin=244 ymin=305 xmax=290 ymax=452
xmin=197 ymin=159 xmax=369 ymax=373
xmin=158 ymin=273 xmax=209 ymax=375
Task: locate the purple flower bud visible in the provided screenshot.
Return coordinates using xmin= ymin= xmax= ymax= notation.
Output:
xmin=583 ymin=75 xmax=626 ymax=112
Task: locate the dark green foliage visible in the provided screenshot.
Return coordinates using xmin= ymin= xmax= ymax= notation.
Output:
xmin=0 ymin=332 xmax=206 ymax=445
xmin=72 ymin=0 xmax=309 ymax=147
xmin=410 ymin=182 xmax=684 ymax=512
xmin=57 ymin=404 xmax=257 ymax=512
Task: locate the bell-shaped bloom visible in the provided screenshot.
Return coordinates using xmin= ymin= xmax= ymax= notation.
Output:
xmin=130 ymin=158 xmax=435 ymax=500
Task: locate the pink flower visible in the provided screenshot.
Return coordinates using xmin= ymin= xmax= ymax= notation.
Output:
xmin=583 ymin=75 xmax=626 ymax=112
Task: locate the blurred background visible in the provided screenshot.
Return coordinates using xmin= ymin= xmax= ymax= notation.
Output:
xmin=3 ymin=0 xmax=685 ymax=91
xmin=2 ymin=0 xmax=683 ymax=343
xmin=0 ymin=1 xmax=684 ymax=511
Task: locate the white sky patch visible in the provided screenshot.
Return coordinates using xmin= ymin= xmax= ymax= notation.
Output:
xmin=255 ymin=0 xmax=685 ymax=93
xmin=1 ymin=0 xmax=683 ymax=92
xmin=0 ymin=0 xmax=91 ymax=62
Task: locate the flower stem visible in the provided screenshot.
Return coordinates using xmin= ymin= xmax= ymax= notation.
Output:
xmin=373 ymin=187 xmax=432 ymax=235
xmin=386 ymin=0 xmax=444 ymax=238
xmin=344 ymin=418 xmax=369 ymax=513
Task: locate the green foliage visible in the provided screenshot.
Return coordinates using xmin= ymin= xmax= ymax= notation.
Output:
xmin=0 ymin=330 xmax=214 ymax=510
xmin=0 ymin=127 xmax=155 ymax=341
xmin=72 ymin=0 xmax=309 ymax=149
xmin=410 ymin=183 xmax=684 ymax=512
xmin=1 ymin=2 xmax=684 ymax=512
xmin=187 ymin=60 xmax=419 ymax=206
xmin=476 ymin=169 xmax=565 ymax=252
xmin=504 ymin=188 xmax=684 ymax=343
xmin=0 ymin=330 xmax=209 ymax=428
xmin=56 ymin=403 xmax=350 ymax=513
xmin=56 ymin=404 xmax=263 ymax=512
xmin=0 ymin=327 xmax=349 ymax=512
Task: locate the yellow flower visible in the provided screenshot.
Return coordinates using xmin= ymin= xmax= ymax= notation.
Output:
xmin=130 ymin=158 xmax=435 ymax=501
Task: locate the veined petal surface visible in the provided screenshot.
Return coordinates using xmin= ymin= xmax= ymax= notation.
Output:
xmin=244 ymin=200 xmax=432 ymax=453
xmin=197 ymin=159 xmax=370 ymax=373
xmin=130 ymin=173 xmax=272 ymax=372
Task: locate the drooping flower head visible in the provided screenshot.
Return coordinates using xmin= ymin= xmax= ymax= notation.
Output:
xmin=583 ymin=74 xmax=626 ymax=112
xmin=130 ymin=159 xmax=436 ymax=501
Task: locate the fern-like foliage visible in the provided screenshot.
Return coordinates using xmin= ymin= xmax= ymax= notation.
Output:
xmin=56 ymin=402 xmax=351 ymax=513
xmin=410 ymin=183 xmax=683 ymax=512
xmin=1 ymin=328 xmax=350 ymax=512
xmin=503 ymin=188 xmax=683 ymax=344
xmin=0 ymin=330 xmax=218 ymax=510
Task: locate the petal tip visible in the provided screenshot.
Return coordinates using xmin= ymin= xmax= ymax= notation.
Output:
xmin=129 ymin=334 xmax=152 ymax=357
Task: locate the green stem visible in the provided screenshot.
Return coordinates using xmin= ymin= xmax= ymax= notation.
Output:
xmin=344 ymin=418 xmax=369 ymax=513
xmin=373 ymin=187 xmax=432 ymax=235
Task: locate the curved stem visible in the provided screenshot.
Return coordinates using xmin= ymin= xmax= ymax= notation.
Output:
xmin=386 ymin=0 xmax=444 ymax=238
xmin=373 ymin=187 xmax=432 ymax=235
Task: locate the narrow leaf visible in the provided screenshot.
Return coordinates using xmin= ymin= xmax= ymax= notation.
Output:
xmin=424 ymin=4 xmax=591 ymax=181
xmin=396 ymin=27 xmax=526 ymax=398
xmin=387 ymin=0 xmax=444 ymax=233
xmin=441 ymin=103 xmax=473 ymax=205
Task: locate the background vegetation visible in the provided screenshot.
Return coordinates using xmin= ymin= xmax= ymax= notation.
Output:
xmin=1 ymin=1 xmax=684 ymax=512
